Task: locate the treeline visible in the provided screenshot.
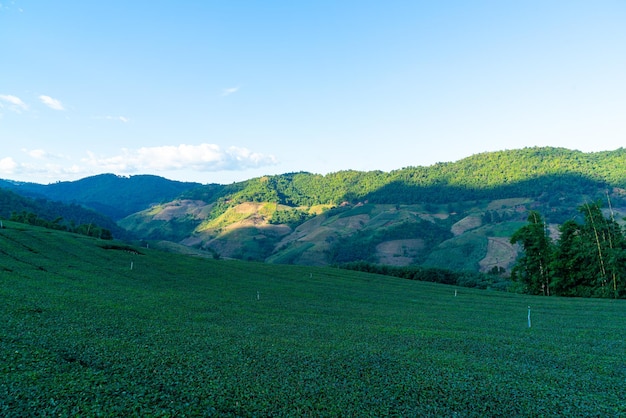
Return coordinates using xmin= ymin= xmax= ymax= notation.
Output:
xmin=511 ymin=202 xmax=626 ymax=298
xmin=9 ymin=211 xmax=113 ymax=240
xmin=183 ymin=148 xmax=626 ymax=220
xmin=339 ymin=261 xmax=510 ymax=291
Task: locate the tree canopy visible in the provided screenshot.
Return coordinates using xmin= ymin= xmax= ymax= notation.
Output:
xmin=511 ymin=202 xmax=626 ymax=298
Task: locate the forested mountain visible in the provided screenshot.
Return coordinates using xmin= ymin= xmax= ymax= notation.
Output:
xmin=4 ymin=147 xmax=626 ymax=289
xmin=0 ymin=174 xmax=202 ymax=220
xmin=0 ymin=188 xmax=128 ymax=239
xmin=181 ymin=147 xmax=626 ymax=210
xmin=116 ymin=147 xmax=626 ymax=280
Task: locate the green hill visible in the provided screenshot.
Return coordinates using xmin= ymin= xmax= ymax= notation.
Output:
xmin=6 ymin=147 xmax=626 ymax=275
xmin=0 ymin=187 xmax=128 ymax=239
xmin=1 ymin=222 xmax=625 ymax=415
xmin=118 ymin=147 xmax=626 ymax=272
xmin=0 ymin=174 xmax=202 ymax=220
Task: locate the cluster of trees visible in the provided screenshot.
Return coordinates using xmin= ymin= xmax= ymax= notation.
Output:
xmin=9 ymin=211 xmax=113 ymax=240
xmin=268 ymin=208 xmax=315 ymax=228
xmin=340 ymin=261 xmax=509 ymax=290
xmin=511 ymin=202 xmax=626 ymax=298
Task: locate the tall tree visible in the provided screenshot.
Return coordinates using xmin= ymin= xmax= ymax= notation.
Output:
xmin=550 ymin=220 xmax=591 ymax=296
xmin=578 ymin=202 xmax=625 ymax=297
xmin=510 ymin=211 xmax=553 ymax=295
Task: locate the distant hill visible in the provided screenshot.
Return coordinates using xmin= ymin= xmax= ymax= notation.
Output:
xmin=118 ymin=147 xmax=626 ymax=274
xmin=4 ymin=147 xmax=626 ymax=273
xmin=0 ymin=187 xmax=128 ymax=239
xmin=0 ymin=174 xmax=202 ymax=220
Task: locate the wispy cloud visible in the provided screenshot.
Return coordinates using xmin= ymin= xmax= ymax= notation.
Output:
xmin=39 ymin=95 xmax=65 ymax=110
xmin=25 ymin=149 xmax=48 ymax=159
xmin=0 ymin=143 xmax=277 ymax=182
xmin=83 ymin=143 xmax=277 ymax=173
xmin=0 ymin=150 xmax=84 ymax=181
xmin=221 ymin=86 xmax=240 ymax=97
xmin=0 ymin=94 xmax=29 ymax=112
xmin=95 ymin=115 xmax=130 ymax=123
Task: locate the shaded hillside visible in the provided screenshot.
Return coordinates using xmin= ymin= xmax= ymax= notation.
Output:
xmin=181 ymin=147 xmax=626 ymax=209
xmin=122 ymin=147 xmax=626 ymax=273
xmin=0 ymin=174 xmax=202 ymax=220
xmin=0 ymin=188 xmax=128 ymax=239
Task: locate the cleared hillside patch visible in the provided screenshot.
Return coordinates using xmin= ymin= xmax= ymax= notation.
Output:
xmin=479 ymin=237 xmax=518 ymax=273
xmin=375 ymin=239 xmax=425 ymax=266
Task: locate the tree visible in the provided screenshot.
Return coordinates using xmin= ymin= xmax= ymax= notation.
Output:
xmin=550 ymin=220 xmax=591 ymax=296
xmin=510 ymin=211 xmax=553 ymax=295
xmin=577 ymin=202 xmax=625 ymax=297
xmin=549 ymin=202 xmax=626 ymax=298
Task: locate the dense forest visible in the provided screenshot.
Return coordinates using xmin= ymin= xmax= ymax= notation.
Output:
xmin=182 ymin=147 xmax=626 ymax=222
xmin=0 ymin=174 xmax=201 ymax=220
xmin=0 ymin=188 xmax=127 ymax=239
xmin=511 ymin=202 xmax=626 ymax=298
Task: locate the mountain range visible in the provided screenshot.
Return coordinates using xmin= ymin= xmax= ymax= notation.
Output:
xmin=2 ymin=146 xmax=626 ymax=276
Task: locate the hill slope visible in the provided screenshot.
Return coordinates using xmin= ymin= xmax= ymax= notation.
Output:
xmin=0 ymin=173 xmax=202 ymax=220
xmin=0 ymin=187 xmax=128 ymax=239
xmin=1 ymin=222 xmax=625 ymax=415
xmin=121 ymin=147 xmax=626 ymax=273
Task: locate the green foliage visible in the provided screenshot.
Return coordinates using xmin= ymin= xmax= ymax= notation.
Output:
xmin=9 ymin=210 xmax=113 ymax=240
xmin=0 ymin=187 xmax=126 ymax=239
xmin=327 ymin=219 xmax=453 ymax=265
xmin=269 ymin=208 xmax=315 ymax=228
xmin=340 ymin=261 xmax=509 ymax=290
xmin=1 ymin=223 xmax=625 ymax=415
xmin=1 ymin=174 xmax=202 ymax=220
xmin=181 ymin=148 xmax=626 ymax=212
xmin=510 ymin=211 xmax=554 ymax=295
xmin=511 ymin=203 xmax=626 ymax=298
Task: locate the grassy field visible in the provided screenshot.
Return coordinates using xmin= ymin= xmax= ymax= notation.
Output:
xmin=1 ymin=221 xmax=625 ymax=416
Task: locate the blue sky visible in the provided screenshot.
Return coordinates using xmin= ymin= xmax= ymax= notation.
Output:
xmin=1 ymin=1 xmax=625 ymax=185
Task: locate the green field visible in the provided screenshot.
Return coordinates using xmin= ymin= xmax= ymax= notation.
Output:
xmin=1 ymin=222 xmax=625 ymax=416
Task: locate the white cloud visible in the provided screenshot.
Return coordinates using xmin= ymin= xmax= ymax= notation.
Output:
xmin=0 ymin=157 xmax=19 ymax=174
xmin=93 ymin=115 xmax=130 ymax=123
xmin=221 ymin=86 xmax=240 ymax=96
xmin=0 ymin=94 xmax=29 ymax=112
xmin=0 ymin=143 xmax=277 ymax=183
xmin=83 ymin=143 xmax=277 ymax=174
xmin=39 ymin=95 xmax=65 ymax=110
xmin=26 ymin=149 xmax=48 ymax=159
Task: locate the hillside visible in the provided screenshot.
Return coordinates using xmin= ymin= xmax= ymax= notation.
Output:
xmin=0 ymin=187 xmax=128 ymax=239
xmin=120 ymin=147 xmax=626 ymax=274
xmin=4 ymin=147 xmax=626 ymax=274
xmin=0 ymin=222 xmax=626 ymax=417
xmin=1 ymin=221 xmax=625 ymax=415
xmin=0 ymin=174 xmax=202 ymax=220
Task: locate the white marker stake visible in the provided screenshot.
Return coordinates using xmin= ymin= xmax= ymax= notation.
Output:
xmin=528 ymin=306 xmax=531 ymax=328
xmin=454 ymin=289 xmax=457 ymax=297
xmin=257 ymin=291 xmax=260 ymax=301
xmin=130 ymin=261 xmax=134 ymax=270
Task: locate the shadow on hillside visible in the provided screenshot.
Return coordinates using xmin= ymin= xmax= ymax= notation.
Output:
xmin=361 ymin=173 xmax=609 ymax=205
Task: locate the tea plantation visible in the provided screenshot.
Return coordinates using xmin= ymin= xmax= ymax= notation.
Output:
xmin=1 ymin=222 xmax=625 ymax=416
